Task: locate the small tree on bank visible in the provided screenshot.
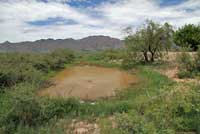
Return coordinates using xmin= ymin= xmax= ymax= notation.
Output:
xmin=124 ymin=20 xmax=173 ymax=63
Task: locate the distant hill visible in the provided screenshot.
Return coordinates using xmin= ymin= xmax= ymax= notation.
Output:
xmin=0 ymin=36 xmax=124 ymax=52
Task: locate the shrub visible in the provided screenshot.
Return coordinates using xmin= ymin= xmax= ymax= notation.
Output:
xmin=100 ymin=49 xmax=124 ymax=61
xmin=2 ymin=96 xmax=42 ymax=126
xmin=122 ymin=51 xmax=137 ymax=69
xmin=194 ymin=48 xmax=200 ymax=71
xmin=177 ymin=52 xmax=194 ymax=71
xmin=116 ymin=111 xmax=159 ymax=134
xmin=0 ymin=94 xmax=81 ymax=133
xmin=0 ymin=94 xmax=43 ymax=134
xmin=177 ymin=51 xmax=194 ymax=78
xmin=0 ymin=49 xmax=75 ymax=88
xmin=42 ymin=98 xmax=80 ymax=119
xmin=180 ymin=85 xmax=200 ymax=131
xmin=177 ymin=48 xmax=200 ymax=78
xmin=177 ymin=70 xmax=194 ymax=78
xmin=0 ymin=64 xmax=43 ymax=88
xmin=86 ymin=49 xmax=123 ymax=63
xmin=33 ymin=49 xmax=75 ymax=72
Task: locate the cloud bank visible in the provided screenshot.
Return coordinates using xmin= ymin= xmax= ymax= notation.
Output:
xmin=0 ymin=0 xmax=199 ymax=42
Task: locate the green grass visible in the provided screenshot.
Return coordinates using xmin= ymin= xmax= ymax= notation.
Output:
xmin=0 ymin=61 xmax=173 ymax=132
xmin=0 ymin=50 xmax=199 ymax=134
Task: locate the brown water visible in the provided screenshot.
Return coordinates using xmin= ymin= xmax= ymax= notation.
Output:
xmin=38 ymin=65 xmax=137 ymax=100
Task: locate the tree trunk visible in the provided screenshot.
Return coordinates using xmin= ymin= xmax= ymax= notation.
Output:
xmin=143 ymin=52 xmax=149 ymax=62
xmin=150 ymin=52 xmax=155 ymax=62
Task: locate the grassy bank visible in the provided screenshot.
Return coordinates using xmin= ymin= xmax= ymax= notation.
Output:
xmin=0 ymin=50 xmax=199 ymax=134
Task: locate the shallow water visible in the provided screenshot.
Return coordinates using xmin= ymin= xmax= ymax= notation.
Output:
xmin=38 ymin=65 xmax=137 ymax=100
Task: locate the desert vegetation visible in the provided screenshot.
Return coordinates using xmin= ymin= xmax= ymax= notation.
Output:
xmin=174 ymin=24 xmax=200 ymax=51
xmin=0 ymin=21 xmax=200 ymax=134
xmin=124 ymin=20 xmax=173 ymax=63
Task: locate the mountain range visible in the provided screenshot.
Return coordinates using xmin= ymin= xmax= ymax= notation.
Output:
xmin=0 ymin=36 xmax=123 ymax=52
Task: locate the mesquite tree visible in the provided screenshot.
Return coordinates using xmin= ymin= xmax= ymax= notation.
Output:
xmin=124 ymin=20 xmax=173 ymax=62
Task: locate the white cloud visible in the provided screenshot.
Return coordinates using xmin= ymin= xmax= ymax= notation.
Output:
xmin=0 ymin=0 xmax=199 ymax=43
xmin=96 ymin=0 xmax=200 ymax=27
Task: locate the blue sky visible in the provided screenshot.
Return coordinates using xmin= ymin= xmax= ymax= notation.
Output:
xmin=160 ymin=0 xmax=186 ymax=6
xmin=0 ymin=0 xmax=199 ymax=42
xmin=39 ymin=0 xmax=186 ymax=8
xmin=27 ymin=17 xmax=77 ymax=26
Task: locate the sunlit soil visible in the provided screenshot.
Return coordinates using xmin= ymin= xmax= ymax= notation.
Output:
xmin=38 ymin=65 xmax=137 ymax=100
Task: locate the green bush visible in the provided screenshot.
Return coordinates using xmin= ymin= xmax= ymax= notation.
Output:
xmin=0 ymin=49 xmax=75 ymax=88
xmin=146 ymin=85 xmax=200 ymax=133
xmin=177 ymin=52 xmax=194 ymax=72
xmin=33 ymin=49 xmax=75 ymax=72
xmin=0 ymin=64 xmax=43 ymax=88
xmin=42 ymin=98 xmax=80 ymax=119
xmin=86 ymin=49 xmax=123 ymax=63
xmin=177 ymin=49 xmax=200 ymax=78
xmin=175 ymin=85 xmax=200 ymax=132
xmin=1 ymin=95 xmax=43 ymax=133
xmin=174 ymin=24 xmax=200 ymax=51
xmin=121 ymin=51 xmax=140 ymax=69
xmin=116 ymin=111 xmax=159 ymax=134
xmin=0 ymin=94 xmax=81 ymax=133
xmin=3 ymin=97 xmax=41 ymax=125
xmin=0 ymin=49 xmax=76 ymax=132
xmin=114 ymin=84 xmax=200 ymax=134
xmin=177 ymin=70 xmax=194 ymax=78
xmin=194 ymin=48 xmax=200 ymax=71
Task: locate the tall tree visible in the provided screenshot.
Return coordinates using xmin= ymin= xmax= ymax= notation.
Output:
xmin=124 ymin=20 xmax=173 ymax=62
xmin=174 ymin=24 xmax=200 ymax=51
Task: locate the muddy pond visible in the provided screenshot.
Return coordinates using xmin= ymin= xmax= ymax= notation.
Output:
xmin=38 ymin=65 xmax=137 ymax=100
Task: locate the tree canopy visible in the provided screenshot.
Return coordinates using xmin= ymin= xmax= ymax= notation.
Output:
xmin=174 ymin=24 xmax=200 ymax=51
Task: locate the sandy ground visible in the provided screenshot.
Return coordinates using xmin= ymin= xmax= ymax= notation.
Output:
xmin=157 ymin=52 xmax=199 ymax=83
xmin=38 ymin=65 xmax=137 ymax=100
xmin=158 ymin=66 xmax=200 ymax=83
